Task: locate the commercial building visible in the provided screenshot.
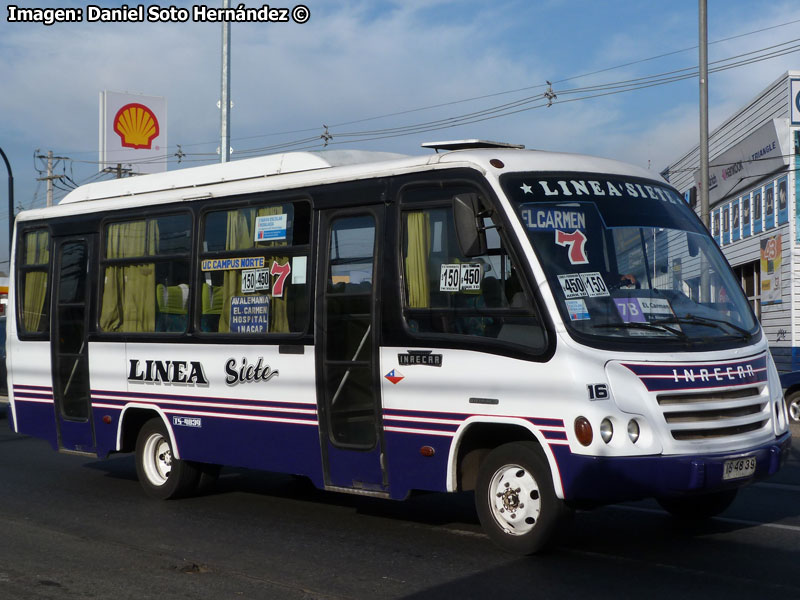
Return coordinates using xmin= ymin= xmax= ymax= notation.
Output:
xmin=662 ymin=71 xmax=800 ymax=372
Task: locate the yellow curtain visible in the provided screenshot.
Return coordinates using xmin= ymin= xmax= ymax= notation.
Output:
xmin=99 ymin=220 xmax=158 ymax=332
xmin=260 ymin=206 xmax=289 ymax=333
xmin=405 ymin=212 xmax=431 ymax=308
xmin=217 ymin=207 xmax=290 ymax=333
xmin=218 ymin=209 xmax=253 ymax=332
xmin=22 ymin=230 xmax=50 ymax=331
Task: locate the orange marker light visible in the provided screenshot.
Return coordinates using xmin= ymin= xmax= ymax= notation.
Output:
xmin=420 ymin=446 xmax=435 ymax=457
xmin=574 ymin=416 xmax=593 ymax=446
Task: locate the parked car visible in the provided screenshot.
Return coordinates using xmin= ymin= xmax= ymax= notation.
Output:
xmin=780 ymin=371 xmax=800 ymax=423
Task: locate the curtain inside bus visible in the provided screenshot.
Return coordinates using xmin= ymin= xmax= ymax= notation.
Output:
xmin=405 ymin=211 xmax=430 ymax=308
xmin=99 ymin=220 xmax=158 ymax=332
xmin=217 ymin=206 xmax=289 ymax=333
xmin=22 ymin=230 xmax=50 ymax=331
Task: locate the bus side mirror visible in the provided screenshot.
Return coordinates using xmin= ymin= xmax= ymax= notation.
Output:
xmin=453 ymin=193 xmax=487 ymax=257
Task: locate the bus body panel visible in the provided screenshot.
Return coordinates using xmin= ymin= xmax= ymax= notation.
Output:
xmin=90 ymin=341 xmax=324 ymax=482
xmin=7 ymin=339 xmax=58 ymax=449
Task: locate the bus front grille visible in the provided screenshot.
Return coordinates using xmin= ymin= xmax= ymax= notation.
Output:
xmin=656 ymin=387 xmax=768 ymax=441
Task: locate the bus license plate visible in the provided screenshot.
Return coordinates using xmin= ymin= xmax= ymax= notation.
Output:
xmin=722 ymin=456 xmax=756 ymax=480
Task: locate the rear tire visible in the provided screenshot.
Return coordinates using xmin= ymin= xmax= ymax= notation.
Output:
xmin=474 ymin=442 xmax=571 ymax=555
xmin=135 ymin=418 xmax=200 ymax=499
xmin=657 ymin=489 xmax=738 ymax=520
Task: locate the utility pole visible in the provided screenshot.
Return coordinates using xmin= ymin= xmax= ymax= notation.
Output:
xmin=0 ymin=146 xmax=13 ymax=256
xmin=35 ymin=150 xmax=68 ymax=208
xmin=699 ymin=0 xmax=709 ymax=229
xmin=220 ymin=0 xmax=231 ymax=163
xmin=699 ymin=0 xmax=710 ymax=303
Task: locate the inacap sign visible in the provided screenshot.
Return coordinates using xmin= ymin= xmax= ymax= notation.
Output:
xmin=662 ymin=70 xmax=800 ymax=419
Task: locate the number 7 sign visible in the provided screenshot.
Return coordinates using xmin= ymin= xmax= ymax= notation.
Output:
xmin=555 ymin=229 xmax=588 ymax=264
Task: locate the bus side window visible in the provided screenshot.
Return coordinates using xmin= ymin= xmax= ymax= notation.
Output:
xmin=99 ymin=214 xmax=191 ymax=334
xmin=17 ymin=229 xmax=51 ymax=335
xmin=401 ymin=199 xmax=546 ymax=352
xmin=199 ymin=200 xmax=310 ymax=335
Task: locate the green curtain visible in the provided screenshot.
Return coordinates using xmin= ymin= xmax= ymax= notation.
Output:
xmin=22 ymin=230 xmax=49 ymax=331
xmin=405 ymin=212 xmax=431 ymax=308
xmin=99 ymin=220 xmax=159 ymax=332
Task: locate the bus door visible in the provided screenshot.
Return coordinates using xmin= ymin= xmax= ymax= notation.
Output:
xmin=51 ymin=235 xmax=95 ymax=453
xmin=315 ymin=206 xmax=388 ymax=493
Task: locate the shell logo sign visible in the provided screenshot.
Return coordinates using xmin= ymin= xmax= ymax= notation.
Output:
xmin=113 ymin=103 xmax=160 ymax=150
xmin=100 ymin=90 xmax=167 ymax=174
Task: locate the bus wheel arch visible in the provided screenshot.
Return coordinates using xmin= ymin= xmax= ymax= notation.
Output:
xmin=454 ymin=422 xmax=549 ymax=492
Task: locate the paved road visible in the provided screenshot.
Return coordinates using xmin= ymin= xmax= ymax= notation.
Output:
xmin=0 ymin=414 xmax=798 ymax=599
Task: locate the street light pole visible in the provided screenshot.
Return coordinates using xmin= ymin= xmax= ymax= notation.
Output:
xmin=0 ymin=146 xmax=13 ymax=257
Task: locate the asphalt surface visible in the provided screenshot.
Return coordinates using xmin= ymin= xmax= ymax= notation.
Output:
xmin=0 ymin=405 xmax=799 ymax=600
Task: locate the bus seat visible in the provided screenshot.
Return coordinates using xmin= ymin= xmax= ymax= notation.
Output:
xmin=201 ymin=283 xmax=223 ymax=315
xmin=156 ymin=283 xmax=189 ymax=332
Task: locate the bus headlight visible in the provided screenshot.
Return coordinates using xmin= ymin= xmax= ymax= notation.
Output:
xmin=600 ymin=418 xmax=613 ymax=443
xmin=627 ymin=419 xmax=640 ymax=443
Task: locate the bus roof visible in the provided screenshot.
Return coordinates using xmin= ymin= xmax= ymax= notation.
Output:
xmin=18 ymin=143 xmax=660 ymax=222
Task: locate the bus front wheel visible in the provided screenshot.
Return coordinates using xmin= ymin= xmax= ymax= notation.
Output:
xmin=135 ymin=418 xmax=200 ymax=499
xmin=475 ymin=442 xmax=571 ymax=555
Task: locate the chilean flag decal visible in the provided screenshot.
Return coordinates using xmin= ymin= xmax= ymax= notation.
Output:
xmin=385 ymin=369 xmax=405 ymax=384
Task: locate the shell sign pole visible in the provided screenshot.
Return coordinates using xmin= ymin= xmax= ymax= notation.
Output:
xmin=99 ymin=90 xmax=167 ymax=175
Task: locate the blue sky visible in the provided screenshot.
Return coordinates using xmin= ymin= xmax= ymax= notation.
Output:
xmin=1 ymin=0 xmax=799 ymax=269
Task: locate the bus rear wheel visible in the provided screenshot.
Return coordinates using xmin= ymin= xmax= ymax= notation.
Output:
xmin=135 ymin=418 xmax=200 ymax=499
xmin=475 ymin=442 xmax=571 ymax=555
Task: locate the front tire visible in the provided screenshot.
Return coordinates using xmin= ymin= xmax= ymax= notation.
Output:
xmin=475 ymin=442 xmax=571 ymax=555
xmin=135 ymin=418 xmax=200 ymax=499
xmin=657 ymin=489 xmax=738 ymax=520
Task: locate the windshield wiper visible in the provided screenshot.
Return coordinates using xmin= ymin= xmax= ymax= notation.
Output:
xmin=592 ymin=322 xmax=688 ymax=339
xmin=650 ymin=314 xmax=752 ymax=339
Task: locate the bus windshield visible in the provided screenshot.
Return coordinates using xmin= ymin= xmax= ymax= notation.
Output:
xmin=501 ymin=173 xmax=760 ymax=350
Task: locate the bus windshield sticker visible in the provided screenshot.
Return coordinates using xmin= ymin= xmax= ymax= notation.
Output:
xmin=521 ymin=206 xmax=587 ymax=231
xmin=558 ymin=272 xmax=609 ymax=299
xmin=555 ymin=229 xmax=589 ymax=264
xmin=639 ymin=297 xmax=676 ymax=319
xmin=270 ymin=260 xmax=291 ymax=297
xmin=201 ymin=256 xmax=265 ymax=271
xmin=565 ymin=298 xmax=590 ymax=321
xmin=254 ymin=214 xmax=287 ymax=242
xmin=241 ymin=268 xmax=271 ymax=294
xmin=440 ymin=263 xmax=482 ymax=292
xmin=440 ymin=264 xmax=460 ymax=292
xmin=230 ymin=295 xmax=270 ymax=333
xmin=291 ymin=256 xmax=307 ymax=284
xmin=614 ymin=298 xmax=647 ymax=323
xmin=614 ymin=297 xmax=677 ymax=325
xmin=460 ymin=263 xmax=482 ymax=290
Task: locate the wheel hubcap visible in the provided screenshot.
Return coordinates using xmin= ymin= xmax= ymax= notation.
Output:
xmin=789 ymin=398 xmax=800 ymax=423
xmin=143 ymin=432 xmax=172 ymax=486
xmin=488 ymin=464 xmax=541 ymax=535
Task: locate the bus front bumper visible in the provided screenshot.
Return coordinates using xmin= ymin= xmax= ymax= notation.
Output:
xmin=552 ymin=432 xmax=791 ymax=504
